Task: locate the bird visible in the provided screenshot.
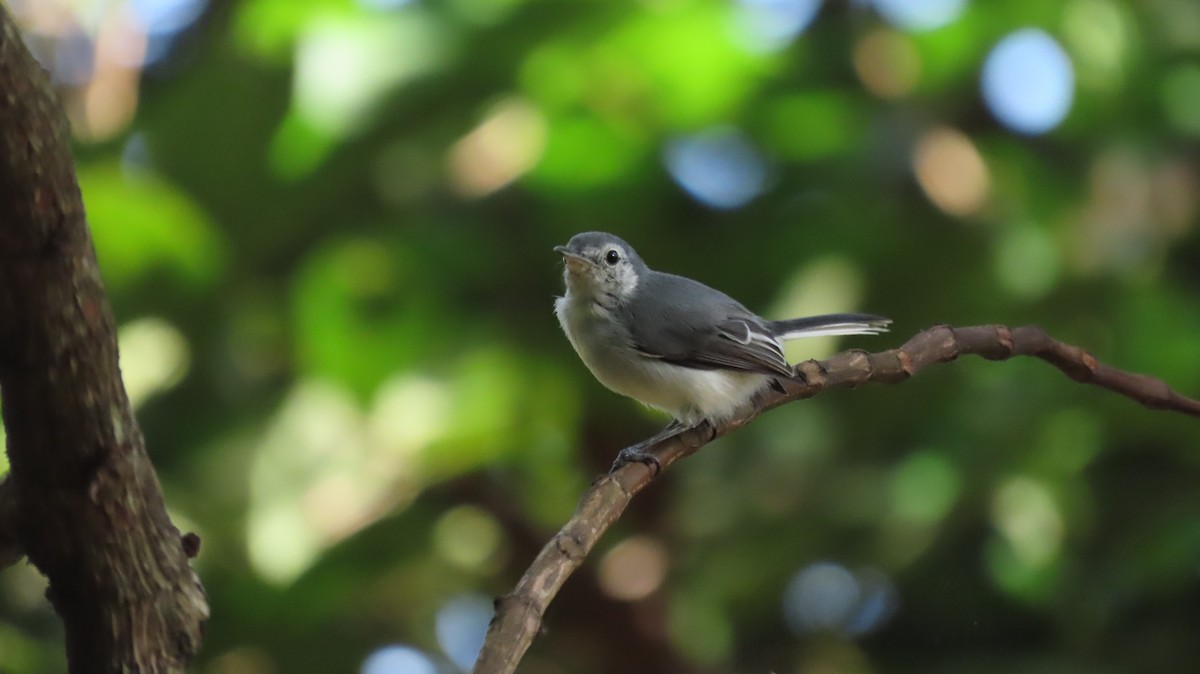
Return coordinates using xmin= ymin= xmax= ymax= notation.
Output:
xmin=553 ymin=231 xmax=891 ymax=470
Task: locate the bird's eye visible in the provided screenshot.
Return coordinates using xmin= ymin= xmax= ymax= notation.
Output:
xmin=605 ymin=249 xmax=620 ymax=265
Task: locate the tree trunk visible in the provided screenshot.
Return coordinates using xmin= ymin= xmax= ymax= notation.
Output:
xmin=0 ymin=7 xmax=208 ymax=673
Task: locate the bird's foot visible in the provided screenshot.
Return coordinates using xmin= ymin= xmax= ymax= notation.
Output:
xmin=608 ymin=420 xmax=692 ymax=475
xmin=610 ymin=445 xmax=662 ymax=475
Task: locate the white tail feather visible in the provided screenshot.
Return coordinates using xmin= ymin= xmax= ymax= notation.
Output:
xmin=776 ymin=323 xmax=890 ymax=340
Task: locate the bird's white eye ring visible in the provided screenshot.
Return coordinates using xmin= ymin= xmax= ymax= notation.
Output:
xmin=605 ymin=249 xmax=620 ymax=265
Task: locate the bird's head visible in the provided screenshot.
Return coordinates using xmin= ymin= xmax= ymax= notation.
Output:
xmin=554 ymin=232 xmax=646 ymax=304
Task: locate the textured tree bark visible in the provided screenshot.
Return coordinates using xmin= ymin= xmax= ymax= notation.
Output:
xmin=0 ymin=7 xmax=208 ymax=673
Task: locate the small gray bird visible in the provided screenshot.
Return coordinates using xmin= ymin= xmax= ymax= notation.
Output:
xmin=554 ymin=231 xmax=891 ymax=470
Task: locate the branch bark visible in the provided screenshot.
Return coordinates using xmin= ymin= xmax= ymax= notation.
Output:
xmin=0 ymin=7 xmax=208 ymax=673
xmin=0 ymin=476 xmax=21 ymax=568
xmin=472 ymin=324 xmax=1200 ymax=674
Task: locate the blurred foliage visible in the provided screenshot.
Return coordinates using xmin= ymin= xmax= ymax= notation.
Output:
xmin=3 ymin=0 xmax=1200 ymax=673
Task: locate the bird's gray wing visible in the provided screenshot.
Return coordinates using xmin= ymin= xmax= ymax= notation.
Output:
xmin=623 ymin=273 xmax=793 ymax=377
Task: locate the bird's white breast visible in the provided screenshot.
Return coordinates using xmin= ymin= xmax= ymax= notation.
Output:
xmin=555 ymin=293 xmax=770 ymax=425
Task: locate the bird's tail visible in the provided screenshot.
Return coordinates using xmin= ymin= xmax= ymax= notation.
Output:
xmin=769 ymin=313 xmax=892 ymax=340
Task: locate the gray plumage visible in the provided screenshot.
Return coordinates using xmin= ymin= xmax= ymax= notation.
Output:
xmin=554 ymin=231 xmax=890 ymax=426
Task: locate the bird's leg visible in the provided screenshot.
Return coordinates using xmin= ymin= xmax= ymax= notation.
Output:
xmin=610 ymin=419 xmax=688 ymax=475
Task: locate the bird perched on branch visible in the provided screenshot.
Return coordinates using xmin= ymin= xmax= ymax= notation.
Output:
xmin=554 ymin=231 xmax=890 ymax=470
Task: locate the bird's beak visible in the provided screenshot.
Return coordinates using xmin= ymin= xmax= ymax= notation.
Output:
xmin=554 ymin=245 xmax=591 ymax=273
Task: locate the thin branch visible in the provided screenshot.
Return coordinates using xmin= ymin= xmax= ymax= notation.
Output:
xmin=472 ymin=324 xmax=1200 ymax=674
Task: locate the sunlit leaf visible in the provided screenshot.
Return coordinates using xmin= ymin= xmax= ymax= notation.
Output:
xmin=78 ymin=163 xmax=225 ymax=292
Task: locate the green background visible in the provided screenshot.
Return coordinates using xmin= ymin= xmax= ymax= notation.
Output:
xmin=3 ymin=0 xmax=1200 ymax=672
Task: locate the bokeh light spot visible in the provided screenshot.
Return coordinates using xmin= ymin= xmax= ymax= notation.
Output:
xmin=361 ymin=645 xmax=437 ymax=674
xmin=598 ymin=535 xmax=669 ymax=601
xmin=843 ymin=569 xmax=899 ymax=636
xmin=51 ymin=28 xmax=94 ymax=86
xmin=992 ymin=477 xmax=1064 ymax=568
xmin=120 ymin=132 xmax=152 ymax=175
xmin=79 ymin=163 xmax=225 ymax=291
xmin=435 ymin=594 xmax=492 ymax=672
xmin=1062 ymin=0 xmax=1131 ymax=92
xmin=668 ymin=595 xmax=733 ymax=664
xmin=784 ymin=561 xmax=857 ymax=632
xmin=783 ymin=562 xmax=898 ymax=636
xmin=129 ymin=0 xmax=208 ymax=37
xmin=448 ymin=97 xmax=547 ymax=198
xmin=994 ymin=225 xmax=1059 ymax=298
xmin=664 ymin=126 xmax=769 ymax=210
xmin=1034 ymin=408 xmax=1103 ymax=476
xmin=1067 ymin=148 xmax=1153 ymax=274
xmin=1161 ymin=64 xmax=1200 ymax=137
xmin=359 ymin=0 xmax=416 ymax=9
xmin=121 ymin=0 xmax=208 ymax=67
xmin=982 ymin=29 xmax=1075 ymax=135
xmin=853 ymin=27 xmax=921 ymax=99
xmin=118 ymin=317 xmax=191 ymax=409
xmin=769 ymin=256 xmax=869 ymax=361
xmin=1151 ymin=158 xmax=1200 ymax=238
xmin=890 ymin=450 xmax=961 ymax=524
xmin=734 ymin=0 xmax=824 ymax=52
xmin=371 ymin=374 xmax=452 ymax=463
xmin=1155 ymin=0 xmax=1200 ymax=50
xmin=871 ymin=0 xmax=966 ymax=33
xmin=0 ymin=563 xmax=47 ymax=612
xmin=292 ymin=14 xmax=447 ymax=137
xmin=433 ymin=505 xmax=504 ymax=571
xmin=912 ymin=126 xmax=990 ymax=217
xmin=247 ymin=381 xmax=388 ymax=585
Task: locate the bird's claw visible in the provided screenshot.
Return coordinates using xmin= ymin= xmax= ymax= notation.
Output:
xmin=610 ymin=446 xmax=662 ymax=475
